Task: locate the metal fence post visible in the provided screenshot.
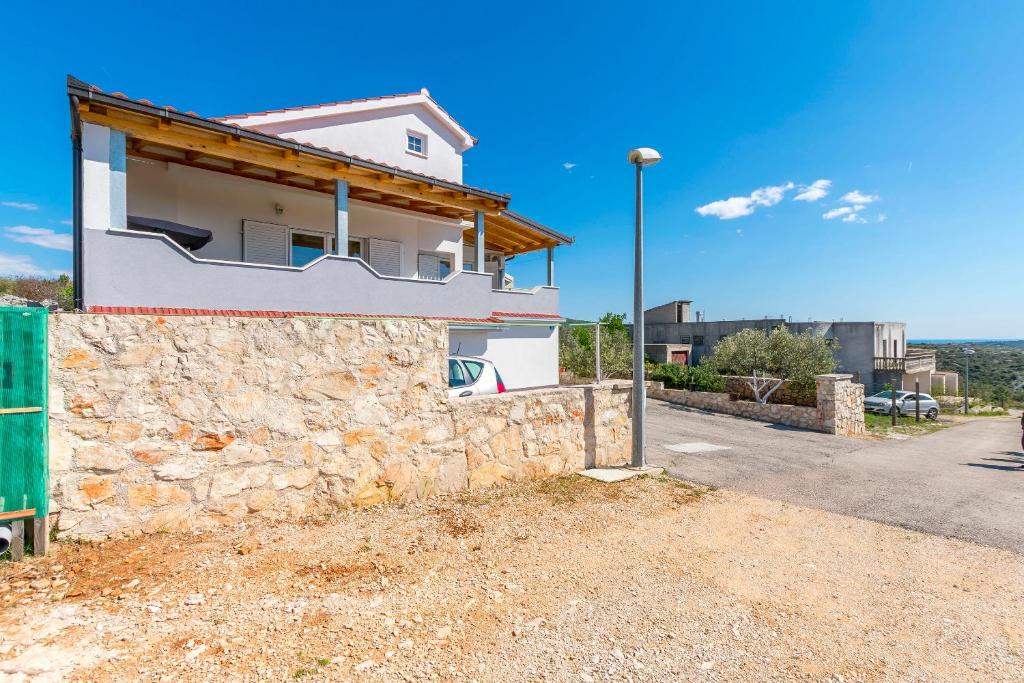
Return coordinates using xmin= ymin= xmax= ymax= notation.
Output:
xmin=915 ymin=378 xmax=921 ymax=422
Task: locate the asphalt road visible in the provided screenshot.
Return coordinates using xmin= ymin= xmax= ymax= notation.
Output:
xmin=647 ymin=400 xmax=1024 ymax=554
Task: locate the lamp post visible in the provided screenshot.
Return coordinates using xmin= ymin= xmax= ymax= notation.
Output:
xmin=962 ymin=347 xmax=975 ymax=414
xmin=627 ymin=147 xmax=662 ymax=468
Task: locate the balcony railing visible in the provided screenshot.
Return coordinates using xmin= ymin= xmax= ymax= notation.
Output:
xmin=874 ymin=349 xmax=937 ymax=374
xmin=83 ymin=228 xmax=559 ymax=320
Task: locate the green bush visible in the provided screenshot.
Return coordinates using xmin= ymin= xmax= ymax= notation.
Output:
xmin=559 ymin=312 xmax=634 ymax=379
xmin=648 ymin=360 xmax=725 ymax=392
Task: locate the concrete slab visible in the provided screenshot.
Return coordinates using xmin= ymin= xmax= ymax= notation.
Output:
xmin=578 ymin=466 xmax=665 ymax=483
xmin=664 ymin=442 xmax=731 ymax=454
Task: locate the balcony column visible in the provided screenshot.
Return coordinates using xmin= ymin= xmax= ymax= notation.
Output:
xmin=334 ymin=180 xmax=349 ymax=255
xmin=81 ymin=122 xmax=127 ymax=231
xmin=474 ymin=210 xmax=486 ymax=273
xmin=546 ymin=246 xmax=555 ymax=286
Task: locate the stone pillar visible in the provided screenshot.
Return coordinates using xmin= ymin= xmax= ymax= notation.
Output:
xmin=546 ymin=246 xmax=555 ymax=286
xmin=815 ymin=373 xmax=865 ymax=436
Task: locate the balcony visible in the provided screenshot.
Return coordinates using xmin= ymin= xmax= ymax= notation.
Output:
xmin=82 ymin=229 xmax=559 ymax=321
xmin=872 ymin=349 xmax=937 ymax=374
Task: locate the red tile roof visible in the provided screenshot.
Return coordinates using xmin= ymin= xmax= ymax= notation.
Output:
xmin=85 ymin=307 xmax=561 ymax=324
xmin=87 ymin=306 xmax=503 ymax=324
xmin=491 ymin=311 xmax=564 ymax=319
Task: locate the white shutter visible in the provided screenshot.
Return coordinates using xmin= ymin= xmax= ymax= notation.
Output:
xmin=418 ymin=253 xmax=440 ymax=280
xmin=369 ymin=238 xmax=402 ymax=276
xmin=243 ymin=221 xmax=288 ymax=266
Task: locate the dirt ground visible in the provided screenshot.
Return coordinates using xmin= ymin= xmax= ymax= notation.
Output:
xmin=2 ymin=475 xmax=1023 ymax=682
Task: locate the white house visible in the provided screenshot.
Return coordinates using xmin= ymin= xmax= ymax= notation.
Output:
xmin=68 ymin=76 xmax=571 ymax=390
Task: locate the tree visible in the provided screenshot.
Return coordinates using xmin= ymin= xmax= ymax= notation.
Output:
xmin=991 ymin=384 xmax=1010 ymax=408
xmin=558 ymin=312 xmax=634 ymax=379
xmin=709 ymin=327 xmax=836 ymax=404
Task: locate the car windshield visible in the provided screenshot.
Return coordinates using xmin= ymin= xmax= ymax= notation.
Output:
xmin=871 ymin=391 xmax=895 ymax=399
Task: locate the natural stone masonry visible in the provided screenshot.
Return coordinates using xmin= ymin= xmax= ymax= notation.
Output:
xmin=48 ymin=313 xmax=631 ymax=538
xmin=648 ymin=374 xmax=864 ymax=436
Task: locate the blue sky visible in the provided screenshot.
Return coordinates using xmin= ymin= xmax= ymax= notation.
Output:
xmin=1 ymin=2 xmax=1021 ymax=338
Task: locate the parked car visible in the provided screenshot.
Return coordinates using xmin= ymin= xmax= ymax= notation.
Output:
xmin=864 ymin=390 xmax=940 ymax=419
xmin=447 ymin=355 xmax=506 ymax=398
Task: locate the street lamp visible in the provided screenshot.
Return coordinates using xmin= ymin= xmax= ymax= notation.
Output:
xmin=627 ymin=147 xmax=662 ymax=469
xmin=962 ymin=347 xmax=975 ymax=414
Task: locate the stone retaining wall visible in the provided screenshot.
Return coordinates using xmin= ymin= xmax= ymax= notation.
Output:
xmin=48 ymin=313 xmax=631 ymax=539
xmin=649 ymin=374 xmax=864 ymax=436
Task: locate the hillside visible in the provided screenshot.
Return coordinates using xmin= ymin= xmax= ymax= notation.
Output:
xmin=914 ymin=342 xmax=1024 ymax=402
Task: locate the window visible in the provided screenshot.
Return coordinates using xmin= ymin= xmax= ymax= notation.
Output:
xmin=290 ymin=230 xmax=330 ymax=267
xmin=407 ymin=132 xmax=427 ymax=156
xmin=693 ymin=335 xmax=704 ymax=346
xmin=348 ymin=237 xmax=367 ymax=260
xmin=463 ymin=360 xmax=485 ymax=383
xmin=448 ymin=359 xmax=466 ymax=387
xmin=680 ymin=335 xmax=691 ymax=344
xmin=417 ymin=251 xmax=453 ymax=280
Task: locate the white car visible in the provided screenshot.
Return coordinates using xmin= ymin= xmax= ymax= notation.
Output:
xmin=864 ymin=390 xmax=940 ymax=419
xmin=447 ymin=355 xmax=506 ymax=398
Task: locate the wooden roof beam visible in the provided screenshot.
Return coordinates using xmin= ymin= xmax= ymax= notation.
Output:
xmin=80 ymin=106 xmax=503 ymax=216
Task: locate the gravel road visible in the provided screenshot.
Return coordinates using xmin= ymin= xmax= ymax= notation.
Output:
xmin=647 ymin=400 xmax=1024 ymax=552
xmin=2 ymin=476 xmax=1023 ymax=682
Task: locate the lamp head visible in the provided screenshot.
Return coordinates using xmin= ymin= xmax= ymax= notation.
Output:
xmin=627 ymin=147 xmax=662 ymax=167
xmin=962 ymin=348 xmax=975 ymax=355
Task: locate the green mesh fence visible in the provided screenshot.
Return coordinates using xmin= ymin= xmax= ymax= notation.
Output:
xmin=0 ymin=308 xmax=48 ymax=519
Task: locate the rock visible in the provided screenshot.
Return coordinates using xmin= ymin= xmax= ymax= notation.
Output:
xmin=154 ymin=458 xmax=205 ymax=481
xmin=469 ymin=462 xmax=514 ymax=490
xmin=194 ymin=432 xmax=235 ymax=451
xmin=75 ymin=444 xmax=132 ymax=471
xmin=78 ymin=476 xmax=116 ymax=504
xmin=127 ymin=483 xmax=190 ymax=509
xmin=184 ymin=593 xmax=205 ymax=606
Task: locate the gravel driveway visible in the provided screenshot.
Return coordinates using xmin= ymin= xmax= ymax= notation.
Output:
xmin=2 ymin=477 xmax=1024 ymax=682
xmin=648 ymin=399 xmax=1024 ymax=553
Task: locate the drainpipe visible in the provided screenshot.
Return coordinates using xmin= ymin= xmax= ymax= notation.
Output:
xmin=69 ymin=94 xmax=84 ymax=311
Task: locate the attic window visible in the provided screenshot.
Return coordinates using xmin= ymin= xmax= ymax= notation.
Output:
xmin=406 ymin=132 xmax=427 ymax=157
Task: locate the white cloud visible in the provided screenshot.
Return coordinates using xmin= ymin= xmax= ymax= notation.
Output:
xmin=0 ymin=252 xmax=68 ymax=278
xmin=4 ymin=226 xmax=73 ymax=251
xmin=562 ymin=162 xmax=577 ymax=171
xmin=736 ymin=228 xmax=743 ymax=236
xmin=59 ymin=219 xmax=72 ymax=226
xmin=822 ymin=206 xmax=857 ymax=220
xmin=695 ymin=182 xmax=794 ymax=220
xmin=841 ymin=212 xmax=867 ymax=224
xmin=793 ymin=179 xmax=831 ymax=202
xmin=877 ymin=212 xmax=888 ymax=223
xmin=840 ymin=190 xmax=878 ymax=204
xmin=1 ymin=201 xmax=39 ymax=211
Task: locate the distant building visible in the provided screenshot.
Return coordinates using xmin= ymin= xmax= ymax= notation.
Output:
xmin=643 ymin=299 xmax=937 ymax=393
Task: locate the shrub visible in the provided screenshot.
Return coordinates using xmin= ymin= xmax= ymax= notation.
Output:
xmin=648 ymin=360 xmax=725 ymax=392
xmin=559 ymin=312 xmax=634 ymax=379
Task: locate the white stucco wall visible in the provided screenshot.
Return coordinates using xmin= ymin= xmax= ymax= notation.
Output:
xmin=449 ymin=326 xmax=560 ymax=391
xmin=245 ymin=105 xmax=465 ymax=183
xmin=125 ymin=158 xmax=464 ymax=277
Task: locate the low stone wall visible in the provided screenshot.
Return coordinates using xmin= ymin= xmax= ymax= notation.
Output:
xmin=48 ymin=313 xmax=631 ymax=539
xmin=722 ymin=375 xmax=816 ymax=407
xmin=649 ymin=374 xmax=864 ymax=436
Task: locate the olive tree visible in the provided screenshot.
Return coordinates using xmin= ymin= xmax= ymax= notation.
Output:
xmin=709 ymin=326 xmax=836 ymax=404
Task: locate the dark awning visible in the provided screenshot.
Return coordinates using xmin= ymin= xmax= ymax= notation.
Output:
xmin=127 ymin=216 xmax=212 ymax=251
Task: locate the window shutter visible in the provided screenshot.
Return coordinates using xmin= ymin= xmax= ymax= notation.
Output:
xmin=243 ymin=221 xmax=288 ymax=266
xmin=369 ymin=238 xmax=402 ymax=276
xmin=418 ymin=253 xmax=440 ymax=280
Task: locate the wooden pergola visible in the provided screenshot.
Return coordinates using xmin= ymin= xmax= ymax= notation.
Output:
xmin=71 ymin=78 xmax=571 ymax=257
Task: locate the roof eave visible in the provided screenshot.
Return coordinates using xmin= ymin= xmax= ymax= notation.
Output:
xmin=66 ymin=75 xmax=505 ymax=205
